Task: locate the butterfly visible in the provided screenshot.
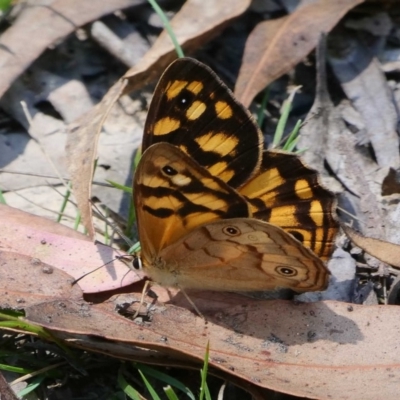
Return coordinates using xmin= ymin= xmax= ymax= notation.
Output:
xmin=133 ymin=57 xmax=337 ymax=293
xmin=134 ymin=142 xmax=329 ymax=291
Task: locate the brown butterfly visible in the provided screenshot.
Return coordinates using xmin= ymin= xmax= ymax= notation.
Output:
xmin=133 ymin=58 xmax=337 ymax=293
xmin=141 ymin=57 xmax=337 ymax=262
xmin=134 ymin=142 xmax=329 ymax=292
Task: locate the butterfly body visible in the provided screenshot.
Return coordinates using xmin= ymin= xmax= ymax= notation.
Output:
xmin=134 ymin=58 xmax=338 ymax=294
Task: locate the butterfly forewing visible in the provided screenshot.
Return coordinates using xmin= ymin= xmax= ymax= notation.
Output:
xmin=134 ymin=143 xmax=251 ymax=259
xmin=143 ymin=58 xmax=263 ymax=188
xmin=239 ymin=151 xmax=338 ymax=260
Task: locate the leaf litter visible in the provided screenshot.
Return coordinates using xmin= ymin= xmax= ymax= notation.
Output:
xmin=2 ymin=1 xmax=400 ymax=399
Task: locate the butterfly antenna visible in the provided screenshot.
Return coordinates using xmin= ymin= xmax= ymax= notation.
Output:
xmin=71 ymin=257 xmax=120 ymax=286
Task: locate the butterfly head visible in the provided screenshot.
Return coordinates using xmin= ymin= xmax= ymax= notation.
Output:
xmin=132 ymin=254 xmax=143 ymax=270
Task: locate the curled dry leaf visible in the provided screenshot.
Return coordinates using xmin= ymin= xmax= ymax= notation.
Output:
xmin=65 ymin=81 xmax=126 ymax=238
xmin=297 ymin=34 xmax=331 ymax=172
xmin=235 ymin=0 xmax=364 ymax=107
xmin=0 ymin=0 xmax=143 ymax=99
xmin=343 ymin=224 xmax=400 ymax=268
xmin=299 ymin=35 xmax=385 ymax=250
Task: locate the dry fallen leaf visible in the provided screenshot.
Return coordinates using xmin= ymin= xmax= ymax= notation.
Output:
xmin=0 ymin=204 xmax=141 ymax=293
xmin=235 ymin=0 xmax=364 ymax=107
xmin=329 ymin=34 xmax=400 ymax=169
xmin=20 ymin=294 xmax=400 ymax=400
xmin=382 ymin=167 xmax=400 ymax=196
xmin=65 ymin=81 xmax=127 ymax=238
xmin=122 ymin=0 xmax=251 ymax=93
xmin=0 ymin=0 xmax=144 ymax=99
xmin=298 ymin=34 xmax=386 ymax=254
xmin=2 ymin=206 xmax=400 ymax=398
xmin=343 ymin=224 xmax=400 ymax=268
xmin=297 ymin=35 xmax=331 ymax=173
xmin=0 ymin=251 xmax=83 ymax=308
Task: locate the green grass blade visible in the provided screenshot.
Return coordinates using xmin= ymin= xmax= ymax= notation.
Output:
xmin=0 ymin=364 xmax=33 ymax=374
xmin=17 ymin=375 xmax=45 ymax=398
xmin=199 ymin=342 xmax=211 ymax=400
xmin=138 ymin=369 xmax=161 ymax=400
xmin=273 ymin=86 xmax=302 ymax=148
xmin=73 ymin=211 xmax=81 ymax=231
xmin=0 ymin=188 xmax=6 ymax=204
xmin=0 ymin=313 xmax=71 ymax=353
xmin=0 ymin=0 xmax=12 ymax=11
xmin=118 ymin=367 xmax=142 ymax=400
xmin=126 ymin=147 xmax=142 ymax=234
xmin=106 ymin=180 xmax=132 ymax=194
xmin=137 ymin=363 xmax=195 ymax=400
xmin=57 ymin=182 xmax=71 ymax=223
xmin=127 ymin=241 xmax=141 ymax=254
xmin=164 ymin=385 xmax=179 ymax=400
xmin=147 ymin=0 xmax=184 ymax=58
xmin=282 ymin=119 xmax=302 ymax=152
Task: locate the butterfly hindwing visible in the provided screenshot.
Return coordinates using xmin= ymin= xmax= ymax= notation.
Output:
xmin=143 ymin=57 xmax=263 ymax=188
xmin=157 ymin=218 xmax=329 ymax=292
xmin=239 ymin=151 xmax=337 ymax=260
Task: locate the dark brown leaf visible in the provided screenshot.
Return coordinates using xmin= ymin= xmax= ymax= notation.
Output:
xmin=235 ymin=0 xmax=364 ymax=107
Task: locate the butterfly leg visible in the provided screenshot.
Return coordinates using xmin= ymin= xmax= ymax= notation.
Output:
xmin=133 ymin=279 xmax=159 ymax=318
xmin=179 ymin=288 xmax=204 ymax=319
